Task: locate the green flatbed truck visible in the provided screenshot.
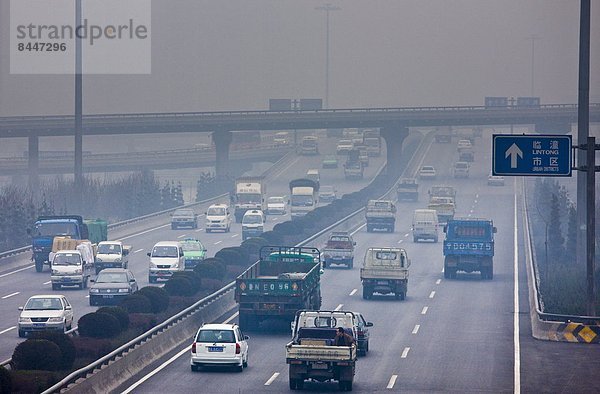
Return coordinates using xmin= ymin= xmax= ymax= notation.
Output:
xmin=235 ymin=246 xmax=322 ymax=331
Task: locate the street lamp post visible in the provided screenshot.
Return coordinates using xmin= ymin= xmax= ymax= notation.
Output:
xmin=527 ymin=34 xmax=541 ymax=97
xmin=315 ymin=4 xmax=340 ymax=109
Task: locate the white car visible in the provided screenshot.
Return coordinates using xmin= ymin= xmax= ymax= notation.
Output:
xmin=453 ymin=161 xmax=470 ymax=178
xmin=419 ymin=165 xmax=437 ymax=179
xmin=18 ymin=295 xmax=74 ymax=338
xmin=488 ymin=174 xmax=505 ymax=186
xmin=336 ymin=139 xmax=354 ymax=155
xmin=266 ymin=196 xmax=286 ymax=215
xmin=190 ymin=323 xmax=249 ymax=372
xmin=457 ymin=139 xmax=472 ymax=151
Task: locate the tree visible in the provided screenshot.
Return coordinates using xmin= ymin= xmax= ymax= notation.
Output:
xmin=565 ymin=206 xmax=577 ymax=262
xmin=547 ymin=193 xmax=565 ymax=262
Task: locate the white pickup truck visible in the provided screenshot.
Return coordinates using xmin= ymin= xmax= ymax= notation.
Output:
xmin=95 ymin=240 xmax=131 ymax=274
xmin=360 ymin=247 xmax=410 ymax=300
xmin=286 ymin=310 xmax=358 ymax=391
xmin=50 ymin=247 xmax=94 ymax=290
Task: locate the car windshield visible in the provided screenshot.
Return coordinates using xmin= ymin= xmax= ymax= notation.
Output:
xmin=207 ymin=207 xmax=225 ymax=216
xmin=182 ymin=242 xmax=204 ymax=251
xmin=96 ymin=272 xmax=128 ymax=283
xmin=338 ymin=140 xmax=352 ymax=145
xmin=152 ymin=246 xmax=178 ymax=258
xmin=196 ymin=329 xmax=235 ymax=343
xmin=34 ymin=222 xmax=78 ymax=237
xmin=174 ymin=210 xmax=194 ymax=217
xmin=52 ymin=253 xmax=81 ymax=266
xmin=24 ymin=298 xmax=63 ymax=310
xmin=268 ymin=197 xmax=284 ymax=204
xmin=291 ymin=195 xmax=313 ymax=206
xmin=422 ymin=166 xmax=434 ymax=171
xmin=320 ymin=186 xmax=334 ymax=193
xmin=243 ymin=214 xmax=262 ymax=224
xmin=97 ymin=244 xmax=121 ymax=254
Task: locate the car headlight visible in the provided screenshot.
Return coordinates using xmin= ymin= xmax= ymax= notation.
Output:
xmin=89 ymin=288 xmax=99 ymax=293
xmin=172 ymin=263 xmax=179 ymax=269
xmin=118 ymin=288 xmax=130 ymax=293
xmin=242 ymin=226 xmax=249 ymax=231
xmin=150 ymin=262 xmax=157 ymax=268
xmin=52 ymin=269 xmax=59 ymax=275
xmin=19 ymin=317 xmax=31 ymax=323
xmin=48 ymin=317 xmax=63 ymax=323
xmin=95 ymin=257 xmax=103 ymax=263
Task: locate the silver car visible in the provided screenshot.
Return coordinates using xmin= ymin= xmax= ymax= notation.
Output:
xmin=18 ymin=295 xmax=74 ymax=338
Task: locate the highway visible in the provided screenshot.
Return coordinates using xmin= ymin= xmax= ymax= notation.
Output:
xmin=0 ymin=133 xmax=388 ymax=363
xmin=115 ymin=131 xmax=600 ymax=393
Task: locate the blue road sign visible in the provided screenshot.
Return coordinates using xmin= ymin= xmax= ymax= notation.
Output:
xmin=492 ymin=134 xmax=572 ymax=176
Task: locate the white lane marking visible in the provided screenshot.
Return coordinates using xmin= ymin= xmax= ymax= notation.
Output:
xmin=85 ymin=295 xmax=90 ymax=298
xmin=468 ymin=214 xmax=472 ymax=217
xmin=476 ymin=193 xmax=479 ymax=199
xmin=231 ymin=234 xmax=239 ymax=238
xmin=195 ymin=228 xmax=203 ymax=232
xmin=404 ymin=233 xmax=409 ymax=237
xmin=265 ymin=372 xmax=280 ymax=386
xmin=397 ymin=239 xmax=403 ymax=244
xmin=0 ymin=326 xmax=16 ymax=335
xmin=429 ymin=291 xmax=435 ymax=299
xmin=120 ymin=223 xmax=170 ymax=240
xmin=121 ymin=310 xmax=239 ymax=394
xmin=349 ymin=289 xmax=357 ymax=296
xmin=133 ymin=249 xmax=144 ymax=254
xmin=401 ymin=347 xmax=410 ymax=358
xmin=387 ymin=375 xmax=398 ymax=389
xmin=214 ymin=241 xmax=222 ymax=245
xmin=514 ymin=191 xmax=521 ymax=393
xmin=43 ymin=281 xmax=51 ymax=285
xmin=421 ymin=306 xmax=428 ymax=315
xmin=0 ymin=265 xmax=35 ymax=279
xmin=334 ymin=304 xmax=343 ymax=311
xmin=435 ymin=279 xmax=441 ymax=285
xmin=350 ymin=223 xmax=366 ymax=235
xmin=177 ymin=234 xmax=188 ymax=239
xmin=412 ymin=325 xmax=420 ymax=334
xmin=2 ymin=292 xmax=20 ymax=299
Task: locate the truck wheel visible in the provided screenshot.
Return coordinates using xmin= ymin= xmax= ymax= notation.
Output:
xmin=171 ymin=224 xmax=177 ymax=230
xmin=149 ymin=276 xmax=157 ymax=284
xmin=35 ymin=259 xmax=44 ymax=273
xmin=18 ymin=329 xmax=26 ymax=338
xmin=413 ymin=236 xmax=418 ymax=243
xmin=52 ymin=283 xmax=60 ymax=291
xmin=389 ymin=225 xmax=395 ymax=233
xmin=347 ymin=260 xmax=353 ymax=269
xmin=289 ymin=379 xmax=298 ymax=390
xmin=366 ymin=225 xmax=372 ymax=233
xmin=434 ymin=236 xmax=439 ymax=243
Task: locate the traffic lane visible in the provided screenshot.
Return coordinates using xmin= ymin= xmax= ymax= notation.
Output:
xmin=387 ymin=171 xmax=515 ymax=392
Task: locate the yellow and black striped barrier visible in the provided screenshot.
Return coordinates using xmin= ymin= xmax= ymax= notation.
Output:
xmin=547 ymin=322 xmax=600 ymax=343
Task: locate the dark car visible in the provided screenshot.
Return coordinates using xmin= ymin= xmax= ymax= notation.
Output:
xmin=89 ymin=268 xmax=138 ymax=306
xmin=171 ymin=209 xmax=198 ymax=229
xmin=354 ymin=312 xmax=373 ymax=356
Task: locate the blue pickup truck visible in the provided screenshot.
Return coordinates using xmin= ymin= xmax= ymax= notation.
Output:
xmin=443 ymin=218 xmax=496 ymax=280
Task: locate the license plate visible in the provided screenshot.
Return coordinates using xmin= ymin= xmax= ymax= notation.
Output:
xmin=208 ymin=347 xmax=224 ymax=352
xmin=377 ymin=281 xmax=388 ymax=285
xmin=102 ymin=295 xmax=114 ymax=299
xmin=312 ymin=363 xmax=328 ymax=370
xmin=33 ymin=323 xmax=45 ymax=327
xmin=262 ymin=303 xmax=278 ymax=310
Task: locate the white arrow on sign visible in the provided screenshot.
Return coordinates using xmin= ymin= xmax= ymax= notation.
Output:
xmin=505 ymin=143 xmax=523 ymax=168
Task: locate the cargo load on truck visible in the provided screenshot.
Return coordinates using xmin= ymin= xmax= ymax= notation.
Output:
xmin=235 ymin=246 xmax=322 ymax=331
xmin=233 ymin=176 xmax=266 ymax=222
xmin=286 ymin=310 xmax=358 ymax=391
xmin=289 ymin=179 xmax=319 ymax=219
xmin=428 ymin=197 xmax=455 ymax=224
xmin=443 ymin=218 xmax=496 ymax=280
xmin=360 ymin=247 xmax=410 ymax=300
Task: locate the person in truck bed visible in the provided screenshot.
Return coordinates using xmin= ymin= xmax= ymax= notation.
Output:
xmin=334 ymin=327 xmax=355 ymax=346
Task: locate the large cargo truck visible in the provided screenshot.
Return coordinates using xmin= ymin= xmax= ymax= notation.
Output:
xmin=443 ymin=218 xmax=496 ymax=280
xmin=362 ymin=129 xmax=381 ymax=156
xmin=300 ymin=136 xmax=319 ymax=155
xmin=28 ymin=215 xmax=107 ymax=272
xmin=233 ymin=176 xmax=266 ymax=222
xmin=286 ymin=310 xmax=358 ymax=391
xmin=397 ymin=178 xmax=419 ymax=202
xmin=289 ymin=179 xmax=319 ymax=219
xmin=360 ymin=247 xmax=410 ymax=300
xmin=343 ymin=149 xmax=364 ymax=180
xmin=365 ymin=200 xmax=396 ymax=232
xmin=235 ymin=246 xmax=322 ymax=330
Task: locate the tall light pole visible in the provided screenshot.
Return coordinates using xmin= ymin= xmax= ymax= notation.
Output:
xmin=526 ymin=34 xmax=541 ymax=97
xmin=316 ymin=3 xmax=340 ymax=109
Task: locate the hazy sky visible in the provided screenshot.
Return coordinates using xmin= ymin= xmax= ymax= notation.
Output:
xmin=0 ymin=0 xmax=598 ymax=116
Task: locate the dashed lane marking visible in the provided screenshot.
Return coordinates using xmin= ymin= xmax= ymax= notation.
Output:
xmin=334 ymin=304 xmax=343 ymax=311
xmin=349 ymin=289 xmax=357 ymax=296
xmin=436 ymin=279 xmax=441 ymax=285
xmin=195 ymin=229 xmax=203 ymax=232
xmin=43 ymin=281 xmax=51 ymax=285
xmin=412 ymin=325 xmax=420 ymax=334
xmin=421 ymin=306 xmax=428 ymax=315
xmin=401 ymin=347 xmax=410 ymax=358
xmin=214 ymin=241 xmax=222 ymax=245
xmin=134 ymin=249 xmax=144 ymax=254
xmin=397 ymin=239 xmax=403 ymax=244
xmin=404 ymin=233 xmax=409 ymax=237
xmin=0 ymin=326 xmax=16 ymax=335
xmin=177 ymin=234 xmax=188 ymax=239
xmin=231 ymin=234 xmax=239 ymax=238
xmin=350 ymin=224 xmax=366 ymax=235
xmin=2 ymin=292 xmax=20 ymax=299
xmin=265 ymin=372 xmax=280 ymax=386
xmin=387 ymin=375 xmax=398 ymax=389
xmin=429 ymin=291 xmax=436 ymax=299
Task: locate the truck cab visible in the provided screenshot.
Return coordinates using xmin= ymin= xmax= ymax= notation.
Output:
xmin=443 ymin=218 xmax=496 ymax=280
xmin=50 ymin=249 xmax=94 ymax=290
xmin=95 ymin=240 xmax=130 ymax=274
xmin=361 ymin=247 xmax=410 ymax=300
xmin=322 ymin=231 xmax=356 ymax=269
xmin=365 ymin=200 xmax=396 ymax=232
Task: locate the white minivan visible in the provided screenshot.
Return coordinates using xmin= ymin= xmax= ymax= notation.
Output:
xmin=147 ymin=241 xmax=184 ymax=283
xmin=412 ymin=209 xmax=439 ymax=243
xmin=205 ymin=204 xmax=232 ymax=233
xmin=241 ymin=209 xmax=265 ymax=241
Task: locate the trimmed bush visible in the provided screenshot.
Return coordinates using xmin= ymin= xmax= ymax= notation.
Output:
xmin=215 ymin=248 xmax=244 ymax=266
xmin=136 ymin=286 xmax=169 ymax=313
xmin=30 ymin=331 xmax=76 ymax=370
xmin=119 ymin=294 xmax=153 ymax=314
xmin=200 ymin=277 xmax=225 ymax=292
xmin=8 ymin=370 xmax=58 ymax=394
xmin=0 ymin=366 xmax=11 ymax=394
xmin=71 ymin=336 xmax=115 ymax=359
xmin=164 ymin=276 xmax=194 ymax=296
xmin=97 ymin=306 xmax=130 ymax=331
xmin=273 ymin=220 xmax=299 ymax=235
xmin=259 ymin=230 xmax=282 ymax=245
xmin=128 ymin=313 xmax=158 ymax=332
xmin=12 ymin=339 xmax=62 ymax=371
xmin=194 ymin=258 xmax=226 ymax=280
xmin=171 ymin=271 xmax=201 ymax=291
xmin=77 ymin=312 xmax=121 ymax=338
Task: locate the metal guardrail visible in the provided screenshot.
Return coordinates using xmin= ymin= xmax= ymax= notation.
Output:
xmin=522 ymin=179 xmax=600 ymax=325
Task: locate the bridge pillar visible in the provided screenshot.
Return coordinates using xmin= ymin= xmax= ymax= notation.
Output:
xmin=212 ymin=129 xmax=233 ymax=178
xmin=380 ymin=124 xmax=409 ymax=177
xmin=28 ymin=135 xmax=39 ymax=193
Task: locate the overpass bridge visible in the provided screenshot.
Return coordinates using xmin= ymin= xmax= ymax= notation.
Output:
xmin=1 ymin=103 xmax=598 ymax=180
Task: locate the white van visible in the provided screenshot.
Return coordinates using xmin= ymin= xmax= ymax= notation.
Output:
xmin=306 ymin=169 xmax=320 ymax=184
xmin=147 ymin=241 xmax=184 ymax=283
xmin=412 ymin=209 xmax=439 ymax=243
xmin=205 ymin=204 xmax=232 ymax=233
xmin=241 ymin=209 xmax=265 ymax=241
